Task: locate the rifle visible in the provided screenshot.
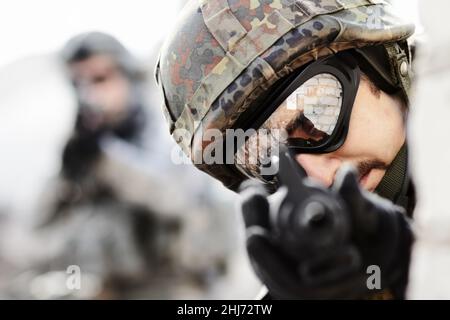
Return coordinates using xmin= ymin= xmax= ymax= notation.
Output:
xmin=240 ymin=147 xmax=365 ymax=297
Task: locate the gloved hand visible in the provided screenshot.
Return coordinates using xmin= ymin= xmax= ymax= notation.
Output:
xmin=334 ymin=164 xmax=413 ymax=298
xmin=239 ymin=149 xmax=413 ymax=299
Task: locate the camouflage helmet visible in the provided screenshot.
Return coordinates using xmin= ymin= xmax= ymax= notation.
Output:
xmin=155 ymin=0 xmax=415 ymax=191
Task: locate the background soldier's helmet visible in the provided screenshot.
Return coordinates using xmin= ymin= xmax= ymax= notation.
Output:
xmin=62 ymin=31 xmax=143 ymax=81
xmin=155 ymin=0 xmax=415 ymax=191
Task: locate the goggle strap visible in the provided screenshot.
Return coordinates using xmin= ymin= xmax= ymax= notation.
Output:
xmin=385 ymin=42 xmax=411 ymax=105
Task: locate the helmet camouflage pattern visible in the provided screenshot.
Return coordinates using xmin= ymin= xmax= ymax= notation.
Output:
xmin=155 ymin=0 xmax=414 ymax=190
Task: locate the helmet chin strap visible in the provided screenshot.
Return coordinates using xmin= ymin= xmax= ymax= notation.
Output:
xmin=374 ymin=142 xmax=415 ymax=216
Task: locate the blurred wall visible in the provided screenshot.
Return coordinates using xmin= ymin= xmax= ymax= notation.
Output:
xmin=407 ymin=0 xmax=450 ymax=299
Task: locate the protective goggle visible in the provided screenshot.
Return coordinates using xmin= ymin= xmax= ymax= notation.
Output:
xmin=232 ymin=51 xmax=361 ymax=182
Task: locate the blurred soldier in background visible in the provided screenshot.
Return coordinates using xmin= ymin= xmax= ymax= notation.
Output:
xmin=60 ymin=32 xmax=148 ymax=179
xmin=0 ymin=32 xmax=259 ymax=299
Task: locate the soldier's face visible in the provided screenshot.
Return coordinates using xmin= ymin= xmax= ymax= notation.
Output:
xmin=294 ymin=78 xmax=406 ymax=192
xmin=69 ymin=54 xmax=131 ymax=130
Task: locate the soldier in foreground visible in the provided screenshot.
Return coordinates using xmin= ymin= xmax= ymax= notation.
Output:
xmin=156 ymin=0 xmax=415 ymax=299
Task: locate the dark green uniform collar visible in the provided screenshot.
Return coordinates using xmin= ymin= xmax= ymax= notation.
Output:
xmin=374 ymin=143 xmax=414 ymax=215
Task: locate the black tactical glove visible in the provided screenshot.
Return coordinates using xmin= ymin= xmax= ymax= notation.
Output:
xmin=239 ymin=148 xmax=413 ymax=299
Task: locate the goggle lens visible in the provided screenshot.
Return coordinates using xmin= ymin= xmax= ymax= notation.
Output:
xmin=263 ymin=73 xmax=343 ymax=147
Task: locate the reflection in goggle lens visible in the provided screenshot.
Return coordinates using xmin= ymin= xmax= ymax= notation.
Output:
xmin=264 ymin=73 xmax=343 ymax=145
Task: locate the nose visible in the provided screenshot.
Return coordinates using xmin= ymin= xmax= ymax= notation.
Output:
xmin=77 ymin=81 xmax=94 ymax=105
xmin=295 ymin=154 xmax=342 ymax=187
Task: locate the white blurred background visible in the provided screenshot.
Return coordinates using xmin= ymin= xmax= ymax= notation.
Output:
xmin=0 ymin=0 xmax=183 ymax=68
